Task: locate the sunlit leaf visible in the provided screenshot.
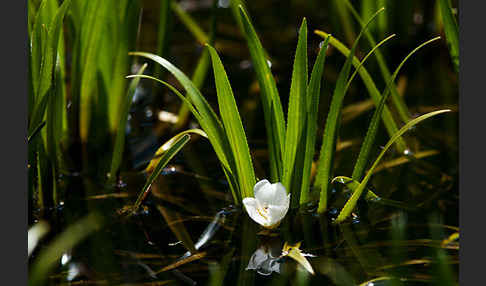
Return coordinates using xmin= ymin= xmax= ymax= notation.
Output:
xmin=238 ymin=5 xmax=286 ymax=181
xmin=300 ymin=34 xmax=331 ymax=205
xmin=315 ymin=8 xmax=385 ymax=213
xmin=351 ymin=36 xmax=441 ymax=181
xmin=336 ymin=109 xmax=451 ymax=223
xmin=438 ymin=0 xmax=459 ymax=72
xmin=314 ymin=30 xmax=407 ymax=153
xmin=132 ymin=134 xmax=191 ymax=212
xmin=282 ymin=241 xmax=315 ymax=275
xmin=207 ymin=45 xmax=256 ymax=198
xmin=283 ymin=18 xmax=308 ymax=204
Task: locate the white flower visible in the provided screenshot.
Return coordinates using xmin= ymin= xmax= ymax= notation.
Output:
xmin=243 ymin=179 xmax=290 ymax=229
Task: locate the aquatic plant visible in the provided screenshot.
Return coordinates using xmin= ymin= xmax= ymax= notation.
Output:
xmin=27 ymin=0 xmax=458 ymax=284
xmin=242 ymin=180 xmax=290 ymax=229
xmin=129 ymin=5 xmax=450 ymax=223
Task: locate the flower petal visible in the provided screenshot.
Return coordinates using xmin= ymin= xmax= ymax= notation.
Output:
xmin=243 ymin=197 xmax=268 ymax=226
xmin=255 ymin=181 xmax=287 ymax=206
xmin=267 ymin=204 xmax=289 ymax=225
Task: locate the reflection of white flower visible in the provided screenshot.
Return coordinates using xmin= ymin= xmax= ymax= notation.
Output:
xmin=246 ymin=243 xmax=282 ymax=275
xmin=243 ymin=179 xmax=290 ymax=229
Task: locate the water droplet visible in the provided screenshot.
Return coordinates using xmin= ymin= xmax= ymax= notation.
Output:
xmin=266 ymin=59 xmax=272 ymax=68
xmin=217 ymin=0 xmax=230 ymax=8
xmin=61 ymin=252 xmax=71 ymax=265
xmin=403 ymin=149 xmax=413 ymax=156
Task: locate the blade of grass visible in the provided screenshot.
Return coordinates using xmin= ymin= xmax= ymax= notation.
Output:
xmin=30 ymin=0 xmax=48 ymax=103
xmin=438 ymin=0 xmax=459 ymax=73
xmin=335 ymin=109 xmax=451 ymax=223
xmin=283 ymin=18 xmax=308 ymax=203
xmin=315 ymin=8 xmax=385 ymax=213
xmin=46 ymin=64 xmax=65 ymax=205
xmin=41 ymin=0 xmax=71 ymax=100
xmin=132 ymin=134 xmax=191 ymax=213
xmin=315 ymin=30 xmax=407 ymax=153
xmin=127 ymin=53 xmax=240 ymax=202
xmin=129 ymin=52 xmax=233 ymax=173
xmin=343 ymin=0 xmax=412 ymax=123
xmin=238 ymin=5 xmax=286 ymax=182
xmin=109 ymin=63 xmax=148 ymax=183
xmin=79 ymin=1 xmax=109 ymax=142
xmin=344 ymin=33 xmax=396 ymax=94
xmin=145 ymin=129 xmax=207 ymax=173
xmin=108 ymin=0 xmax=140 ymax=132
xmin=173 ymin=48 xmax=211 ymax=130
xmin=28 ymin=121 xmax=46 ymax=144
xmin=126 ymin=74 xmax=240 ymax=202
xmin=299 ymin=35 xmax=331 ymax=205
xmin=207 ymin=45 xmax=256 ymax=198
xmin=351 ymin=37 xmax=441 ymax=181
xmin=29 ymin=0 xmax=71 ymax=133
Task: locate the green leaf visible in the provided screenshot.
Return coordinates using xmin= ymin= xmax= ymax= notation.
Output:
xmin=28 ymin=121 xmax=46 ymax=144
xmin=335 ymin=110 xmax=451 ymax=223
xmin=283 ymin=18 xmax=308 ymax=203
xmin=145 ymin=129 xmax=208 ymax=173
xmin=343 ymin=0 xmax=412 ymax=123
xmin=351 ymin=37 xmax=441 ymax=181
xmin=29 ymin=0 xmax=72 ymax=133
xmin=438 ymin=0 xmax=459 ymax=73
xmin=132 ymin=134 xmax=191 ymax=212
xmin=282 ymin=241 xmax=315 ymax=275
xmin=300 ymin=34 xmax=331 ymax=205
xmin=344 ymin=0 xmax=411 ymax=122
xmin=126 ymin=73 xmax=240 ymax=203
xmin=315 ymin=8 xmax=385 ymax=213
xmin=129 ymin=52 xmax=234 ymax=174
xmin=344 ymin=33 xmax=396 ymax=94
xmin=109 ymin=63 xmax=147 ymax=182
xmin=315 ymin=29 xmax=407 ymax=153
xmin=108 ymin=0 xmax=140 ymax=132
xmin=207 ymin=45 xmax=256 ymax=198
xmin=78 ymin=0 xmax=109 ymax=142
xmin=238 ymin=5 xmax=286 ymax=181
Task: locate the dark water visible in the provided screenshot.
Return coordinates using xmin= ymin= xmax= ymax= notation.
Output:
xmin=28 ymin=1 xmax=458 ymax=285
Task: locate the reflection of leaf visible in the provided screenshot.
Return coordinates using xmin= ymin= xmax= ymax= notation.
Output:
xmin=281 ymin=241 xmax=314 ymax=275
xmin=156 ymin=205 xmax=196 ymax=254
xmin=441 ymin=232 xmax=459 ymax=247
xmin=155 ymin=251 xmax=207 ymax=273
